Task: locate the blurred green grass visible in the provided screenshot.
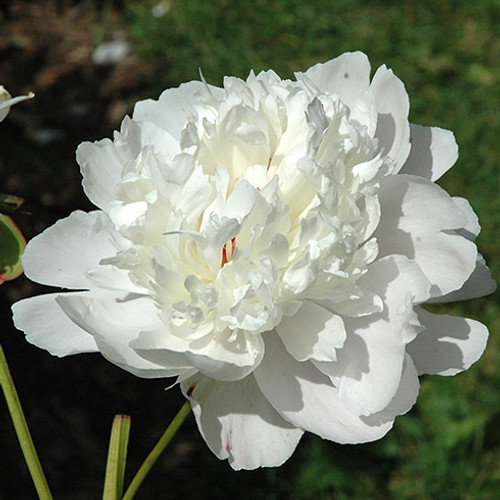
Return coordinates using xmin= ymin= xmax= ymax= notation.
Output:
xmin=120 ymin=0 xmax=500 ymax=498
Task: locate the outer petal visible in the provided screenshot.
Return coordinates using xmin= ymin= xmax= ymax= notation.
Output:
xmin=407 ymin=308 xmax=489 ymax=376
xmin=254 ymin=333 xmax=394 ymax=444
xmin=78 ymin=117 xmax=178 ymax=214
xmin=133 ymin=81 xmax=224 ymax=140
xmin=180 ymin=373 xmax=303 ymax=470
xmin=452 ymin=196 xmax=480 ymax=239
xmin=317 ymin=256 xmax=429 ymax=416
xmin=55 ymin=291 xmax=171 ymax=378
xmin=276 ymin=300 xmax=346 ymax=362
xmin=131 ymin=328 xmax=264 ymax=382
xmin=430 ymin=197 xmax=496 ymax=301
xmin=77 ymin=130 xmax=134 ymax=213
xmin=375 ymin=175 xmax=477 ymax=297
xmin=21 ymin=210 xmax=131 ymax=290
xmin=370 ymin=65 xmax=411 ymax=169
xmin=400 ymin=124 xmax=458 ymax=181
xmin=432 ymin=254 xmax=496 ymax=302
xmin=12 ymin=293 xmax=98 ymax=356
xmin=184 ymin=332 xmax=264 ymax=382
xmin=130 ymin=330 xmax=193 ymax=376
xmin=359 ymin=353 xmax=420 ymax=426
xmin=301 ymin=51 xmax=371 ymax=109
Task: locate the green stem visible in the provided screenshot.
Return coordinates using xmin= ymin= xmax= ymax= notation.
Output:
xmin=0 ymin=344 xmax=53 ymax=500
xmin=121 ymin=401 xmax=191 ymax=500
xmin=102 ymin=415 xmax=132 ymax=500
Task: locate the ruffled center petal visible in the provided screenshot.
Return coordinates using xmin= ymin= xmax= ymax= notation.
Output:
xmin=81 ymin=68 xmax=399 ymax=380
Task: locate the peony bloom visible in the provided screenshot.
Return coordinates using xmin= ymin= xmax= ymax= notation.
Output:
xmin=13 ymin=52 xmax=496 ymax=469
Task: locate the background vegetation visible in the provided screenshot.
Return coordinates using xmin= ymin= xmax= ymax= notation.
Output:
xmin=1 ymin=0 xmax=499 ymax=498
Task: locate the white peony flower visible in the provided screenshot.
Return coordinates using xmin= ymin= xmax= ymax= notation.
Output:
xmin=0 ymin=85 xmax=34 ymax=122
xmin=12 ymin=52 xmax=496 ymax=469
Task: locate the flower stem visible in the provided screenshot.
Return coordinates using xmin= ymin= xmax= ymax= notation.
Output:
xmin=0 ymin=344 xmax=53 ymax=500
xmin=121 ymin=401 xmax=191 ymax=500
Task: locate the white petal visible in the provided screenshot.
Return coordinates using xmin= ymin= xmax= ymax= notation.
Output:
xmin=433 ymin=198 xmax=496 ymax=301
xmin=276 ymin=301 xmax=346 ymax=362
xmin=432 ymin=253 xmax=496 ymax=302
xmin=77 ymin=135 xmax=132 ymax=213
xmin=55 ymin=291 xmax=170 ymax=378
xmin=320 ymin=256 xmax=428 ymax=416
xmin=254 ymin=333 xmax=394 ymax=444
xmin=302 ymin=52 xmax=371 ymax=109
xmin=452 ymin=196 xmax=480 ymax=239
xmin=130 ymin=330 xmax=195 ymax=376
xmin=109 ymin=201 xmax=148 ymax=228
xmin=370 ymin=65 xmax=411 ymax=168
xmin=133 ymin=81 xmax=224 ymax=139
xmin=410 ymin=232 xmax=476 ymax=298
xmin=131 ymin=325 xmax=264 ymax=381
xmin=375 ymin=175 xmax=477 ymax=297
xmin=85 ymin=266 xmax=145 ymax=293
xmin=12 ymin=293 xmax=98 ymax=356
xmin=400 ymin=124 xmax=458 ymax=181
xmin=125 ymin=117 xmax=179 ymax=161
xmin=132 ymin=327 xmax=264 ymax=382
xmin=359 ymin=353 xmax=420 ymax=425
xmin=180 ymin=374 xmax=303 ymax=470
xmin=349 ymin=88 xmax=377 ymax=137
xmin=22 ymin=211 xmax=129 ymax=290
xmin=316 ymin=353 xmax=420 ymax=424
xmin=338 ymin=337 xmax=403 ymax=416
xmin=184 ymin=333 xmax=264 ymax=381
xmin=407 ymin=308 xmax=489 ymax=376
xmin=222 ymin=179 xmax=256 ymax=220
xmin=174 ymin=166 xmax=213 ymax=223
xmin=321 ymin=289 xmax=383 ymax=318
xmin=379 ymin=175 xmax=467 ymax=230
xmin=361 ymin=254 xmax=431 ymax=313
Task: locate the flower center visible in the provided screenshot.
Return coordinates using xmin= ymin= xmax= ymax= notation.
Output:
xmin=107 ymin=76 xmax=395 ymax=338
xmin=221 ymin=237 xmax=236 ymax=267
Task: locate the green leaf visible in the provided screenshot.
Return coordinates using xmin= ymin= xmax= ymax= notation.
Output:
xmin=102 ymin=415 xmax=132 ymax=500
xmin=0 ymin=214 xmax=26 ymax=284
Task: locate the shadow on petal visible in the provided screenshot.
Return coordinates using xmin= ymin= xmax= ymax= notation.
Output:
xmin=407 ymin=308 xmax=488 ymax=376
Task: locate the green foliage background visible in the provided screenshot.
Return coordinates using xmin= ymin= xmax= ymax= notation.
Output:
xmin=121 ymin=1 xmax=500 ymax=498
